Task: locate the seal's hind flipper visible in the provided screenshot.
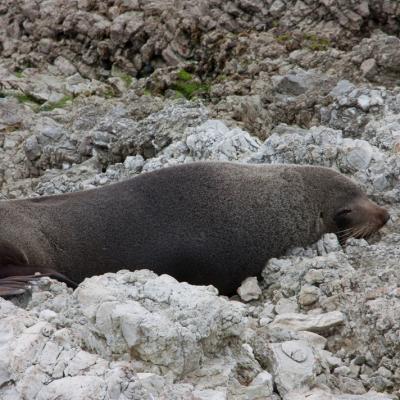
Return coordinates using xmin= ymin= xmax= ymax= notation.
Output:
xmin=0 ymin=265 xmax=78 ymax=297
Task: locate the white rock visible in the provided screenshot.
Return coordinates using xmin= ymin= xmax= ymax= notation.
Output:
xmin=298 ymin=285 xmax=320 ymax=306
xmin=250 ymin=370 xmax=274 ymax=392
xmin=237 ymin=277 xmax=262 ymax=301
xmin=319 ymin=350 xmax=343 ymax=368
xmin=357 ymin=94 xmax=371 ymax=111
xmin=275 ymin=297 xmax=298 ymax=314
xmin=340 ymin=139 xmax=374 ymax=171
xmin=36 ymin=376 xmax=106 ymax=400
xmin=38 ymin=309 xmax=58 ymax=322
xmin=270 ymin=311 xmax=345 ymax=332
xmin=286 ymin=388 xmax=393 ymax=399
xmin=296 ymin=331 xmax=327 ymax=350
xmin=123 ymin=154 xmax=144 ymax=172
xmin=316 ymin=233 xmax=342 ymax=255
xmin=74 ymin=271 xmax=245 ymax=375
xmin=185 ymin=119 xmax=261 ymax=161
xmin=192 ymin=388 xmax=227 ymax=400
xmin=267 ymin=340 xmax=316 ymax=396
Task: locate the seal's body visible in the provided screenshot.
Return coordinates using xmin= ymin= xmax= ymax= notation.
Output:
xmin=0 ymin=162 xmax=389 ymax=296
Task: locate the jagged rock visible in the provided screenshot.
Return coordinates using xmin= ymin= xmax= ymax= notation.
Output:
xmin=71 ymin=270 xmax=246 ymax=375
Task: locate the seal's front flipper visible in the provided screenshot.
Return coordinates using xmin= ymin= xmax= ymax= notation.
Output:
xmin=0 ymin=283 xmax=27 ymax=296
xmin=0 ymin=265 xmax=78 ymax=297
xmin=0 ymin=275 xmax=40 ymax=297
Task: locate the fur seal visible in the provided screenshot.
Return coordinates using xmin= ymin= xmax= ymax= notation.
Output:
xmin=0 ymin=162 xmax=389 ymax=296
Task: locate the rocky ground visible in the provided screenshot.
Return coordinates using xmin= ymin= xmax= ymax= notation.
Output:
xmin=1 ymin=1 xmax=400 ymax=399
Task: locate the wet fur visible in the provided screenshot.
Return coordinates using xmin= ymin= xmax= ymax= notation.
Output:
xmin=0 ymin=162 xmax=388 ymax=296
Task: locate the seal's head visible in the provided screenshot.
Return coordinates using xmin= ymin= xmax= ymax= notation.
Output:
xmin=332 ymin=196 xmax=389 ymax=243
xmin=302 ymin=166 xmax=390 ymax=243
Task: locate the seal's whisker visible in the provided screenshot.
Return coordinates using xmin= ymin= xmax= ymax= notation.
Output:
xmin=364 ymin=223 xmax=376 ymax=238
xmin=345 ymin=226 xmax=359 ymax=237
xmin=355 ymin=223 xmax=373 ymax=239
xmin=336 ymin=227 xmax=354 ymax=235
xmin=338 ymin=230 xmax=355 ymax=243
xmin=353 ymin=225 xmax=366 ymax=238
xmin=336 ymin=226 xmax=356 ymax=240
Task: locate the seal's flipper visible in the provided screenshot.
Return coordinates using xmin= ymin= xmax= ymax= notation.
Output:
xmin=0 ymin=275 xmax=38 ymax=297
xmin=0 ymin=265 xmax=77 ymax=298
xmin=0 ymin=284 xmax=27 ymax=297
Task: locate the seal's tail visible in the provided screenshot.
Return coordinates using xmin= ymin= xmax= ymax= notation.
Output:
xmin=0 ymin=265 xmax=77 ymax=297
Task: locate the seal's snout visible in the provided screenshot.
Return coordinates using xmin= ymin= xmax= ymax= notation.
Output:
xmin=335 ymin=198 xmax=390 ymax=243
xmin=368 ymin=202 xmax=390 ymax=230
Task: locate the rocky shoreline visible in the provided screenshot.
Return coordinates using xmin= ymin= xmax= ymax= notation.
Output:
xmin=1 ymin=1 xmax=400 ymax=399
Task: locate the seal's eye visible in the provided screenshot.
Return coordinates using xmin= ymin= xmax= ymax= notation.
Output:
xmin=334 ymin=208 xmax=352 ymax=225
xmin=336 ymin=209 xmax=352 ymax=217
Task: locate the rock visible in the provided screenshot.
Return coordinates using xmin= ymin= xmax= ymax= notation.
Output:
xmin=270 ymin=311 xmax=346 ymax=333
xmin=335 ymin=366 xmax=351 ymax=376
xmin=185 ymin=119 xmax=261 ymax=161
xmin=192 ymin=389 xmax=227 ymax=400
xmin=0 ymin=276 xmax=254 ymax=399
xmin=339 ymin=139 xmax=374 ymax=171
xmin=357 ymin=94 xmax=371 ymax=111
xmin=24 ymin=135 xmax=42 ymax=161
xmin=323 ymin=351 xmax=343 ymax=368
xmin=286 ymin=388 xmax=393 ymax=399
xmin=249 ymin=371 xmax=274 ymax=395
xmin=54 ymin=56 xmax=78 ymax=76
xmin=339 ymin=376 xmax=367 ymax=394
xmin=275 ymin=298 xmax=298 ymax=314
xmin=298 ymin=285 xmax=320 ymax=306
xmin=123 ymin=154 xmax=144 ymax=173
xmin=296 ymin=331 xmax=327 ymax=350
xmin=36 ymin=376 xmax=106 ymax=400
xmin=237 ymin=277 xmax=262 ymax=301
xmin=267 ymin=340 xmax=316 ymax=396
xmin=73 ymin=271 xmax=246 ymax=375
xmin=316 ymin=234 xmax=342 ymax=255
xmin=329 ymin=80 xmax=356 ymax=98
xmin=360 ymin=58 xmax=378 ymax=80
